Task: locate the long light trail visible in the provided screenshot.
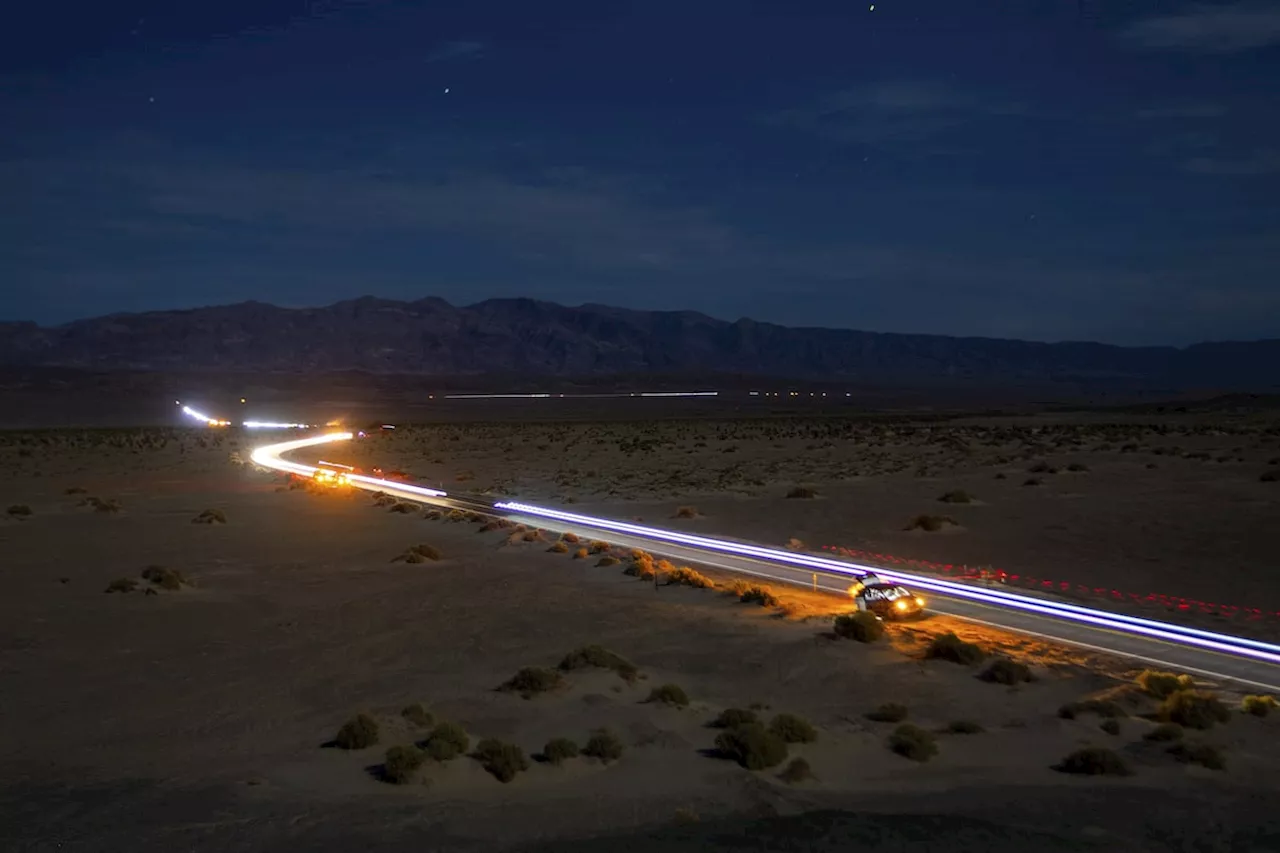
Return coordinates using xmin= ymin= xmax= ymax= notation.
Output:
xmin=178 ymin=401 xmax=310 ymax=429
xmin=494 ymin=500 xmax=1280 ymax=665
xmin=249 ymin=432 xmax=448 ymax=499
xmin=181 ymin=405 xmax=230 ymax=426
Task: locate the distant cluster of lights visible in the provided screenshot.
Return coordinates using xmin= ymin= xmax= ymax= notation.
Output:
xmin=821 ymin=545 xmax=1280 ymax=622
xmin=750 ymin=391 xmax=850 ymax=398
xmin=178 ymin=401 xmax=311 ymax=430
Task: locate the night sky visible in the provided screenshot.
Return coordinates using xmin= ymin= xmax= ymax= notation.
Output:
xmin=3 ymin=1 xmax=1278 ymax=345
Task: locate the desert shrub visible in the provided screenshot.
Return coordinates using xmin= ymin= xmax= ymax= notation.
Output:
xmin=548 ymin=540 xmax=569 ymax=553
xmin=673 ymin=506 xmax=699 ymax=518
xmin=401 ymin=702 xmax=433 ymax=728
xmin=832 ymin=611 xmax=885 ymax=643
xmin=711 ymin=708 xmax=758 ymax=729
xmin=666 ymin=567 xmax=715 ymax=589
xmin=1028 ymin=462 xmax=1056 ymax=474
xmin=423 ymin=508 xmax=442 ymax=520
xmin=1067 ymin=463 xmax=1090 ymax=472
xmin=561 ymin=531 xmax=580 ymax=543
xmin=542 ymin=737 xmax=579 ymax=765
xmin=392 ymin=543 xmax=441 ymax=563
xmin=582 ymin=729 xmax=624 ymax=763
xmin=945 ymin=720 xmax=984 ymax=734
xmin=573 ymin=547 xmax=589 ymax=560
xmin=1168 ymin=742 xmax=1225 ymax=770
xmin=904 ymin=514 xmax=957 ymax=532
xmin=938 ymin=490 xmax=974 ymax=504
xmin=769 ymin=713 xmax=817 ymax=744
xmin=500 ymin=667 xmax=564 ymax=699
xmin=596 ymin=555 xmax=620 ymax=567
xmin=888 ymin=724 xmax=937 ymax=762
xmin=646 ymin=683 xmax=689 ymax=708
xmin=335 ymin=713 xmax=380 ymax=750
xmin=785 ymin=486 xmax=817 ymax=499
xmin=1100 ymin=718 xmax=1121 ymax=736
xmin=1023 ymin=478 xmax=1043 ymax=487
xmin=1058 ymin=698 xmax=1127 ymax=720
xmin=588 ymin=540 xmax=611 ymax=554
xmin=739 ymin=586 xmax=780 ymax=607
xmin=1136 ymin=669 xmax=1194 ymax=699
xmin=64 ymin=486 xmax=88 ymax=495
xmin=994 ymin=472 xmax=1007 ymax=479
xmin=6 ymin=504 xmax=32 ymax=518
xmin=866 ymin=703 xmax=908 ymax=723
xmin=1054 ymin=747 xmax=1131 ymax=776
xmin=423 ymin=721 xmax=469 ymax=761
xmin=104 ymin=577 xmax=137 ymax=594
xmin=1144 ymin=723 xmax=1183 ymax=742
xmin=382 ymin=745 xmax=425 ymax=784
xmin=925 ymin=632 xmax=986 ymax=665
xmin=778 ymin=757 xmax=813 ymax=783
xmin=1261 ymin=470 xmax=1279 ymax=483
xmin=472 ymin=738 xmax=529 ymax=783
xmin=557 ymin=645 xmax=638 ymax=682
xmin=140 ymin=565 xmax=186 ymax=590
xmin=192 ymin=508 xmax=226 ymax=524
xmin=715 ymin=723 xmax=789 ymax=770
xmin=1242 ymin=694 xmax=1279 ymax=717
xmin=1158 ymin=690 xmax=1230 ymax=730
xmin=978 ymin=657 xmax=1034 ymax=685
xmin=389 ymin=502 xmax=416 ymax=514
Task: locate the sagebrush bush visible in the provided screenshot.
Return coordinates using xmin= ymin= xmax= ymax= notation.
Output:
xmin=666 ymin=567 xmax=715 ymax=589
xmin=558 ymin=645 xmax=638 ymax=683
xmin=904 ymin=514 xmax=958 ymax=532
xmin=383 ymin=745 xmax=425 ymax=784
xmin=1054 ymin=747 xmax=1131 ymax=776
xmin=778 ymin=757 xmax=813 ymax=783
xmin=938 ymin=490 xmax=974 ymax=504
xmin=1100 ymin=718 xmax=1122 ymax=736
xmin=712 ymin=708 xmax=758 ymax=729
xmin=945 ymin=720 xmax=984 ymax=734
xmin=393 ymin=543 xmax=441 ymax=563
xmin=673 ymin=506 xmax=699 ymax=518
xmin=832 ymin=611 xmax=885 ymax=643
xmin=140 ymin=565 xmax=186 ymax=590
xmin=925 ymin=632 xmax=986 ymax=665
xmin=1144 ymin=723 xmax=1183 ymax=742
xmin=1242 ymin=694 xmax=1279 ymax=717
xmin=1136 ymin=670 xmax=1195 ymax=699
xmin=739 ymin=586 xmax=780 ymax=607
xmin=561 ymin=532 xmax=580 ymax=543
xmin=769 ymin=713 xmax=817 ymax=744
xmin=888 ymin=724 xmax=937 ymax=762
xmin=1158 ymin=690 xmax=1230 ymax=730
xmin=715 ymin=723 xmax=789 ymax=770
xmin=472 ymin=738 xmax=529 ymax=783
xmin=573 ymin=547 xmax=589 ymax=560
xmin=500 ymin=667 xmax=564 ymax=699
xmin=866 ymin=703 xmax=908 ymax=723
xmin=582 ymin=729 xmax=624 ymax=763
xmin=596 ymin=555 xmax=620 ymax=567
xmin=548 ymin=540 xmax=569 ymax=553
xmin=423 ymin=721 xmax=469 ymax=761
xmin=401 ymin=702 xmax=433 ymax=728
xmin=979 ymin=657 xmax=1034 ymax=685
xmin=192 ymin=508 xmax=226 ymax=524
xmin=6 ymin=504 xmax=32 ymax=518
xmin=646 ymin=684 xmax=689 ymax=708
xmin=1058 ymin=698 xmax=1126 ymax=720
xmin=542 ymin=737 xmax=579 ymax=765
xmin=335 ymin=713 xmax=380 ymax=750
xmin=785 ymin=486 xmax=818 ymax=499
xmin=104 ymin=577 xmax=137 ymax=594
xmin=1168 ymin=742 xmax=1225 ymax=770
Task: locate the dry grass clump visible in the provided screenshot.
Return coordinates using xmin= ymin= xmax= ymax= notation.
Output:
xmin=401 ymin=702 xmax=433 ymax=728
xmin=1054 ymin=747 xmax=1131 ymax=776
xmin=777 ymin=757 xmax=814 ymax=783
xmin=558 ymin=645 xmax=639 ymax=683
xmin=1167 ymin=742 xmax=1225 ymax=770
xmin=382 ymin=745 xmax=425 ymax=784
xmin=924 ymin=632 xmax=986 ymax=665
xmin=666 ymin=567 xmax=715 ymax=589
xmin=587 ymin=540 xmax=611 ymax=554
xmin=6 ymin=504 xmax=32 ymax=518
xmin=388 ymin=501 xmax=416 ymax=514
xmin=904 ymin=514 xmax=959 ymax=532
xmin=673 ymin=506 xmax=700 ymax=518
xmin=1158 ymin=690 xmax=1230 ymax=730
xmin=334 ymin=713 xmax=379 ymax=750
xmin=623 ymin=553 xmax=657 ymax=579
xmin=715 ymin=723 xmax=789 ymax=770
xmin=423 ymin=721 xmax=470 ymax=761
xmin=573 ymin=547 xmax=590 ymax=560
xmin=645 ymin=683 xmax=690 ymax=708
xmin=104 ymin=577 xmax=138 ymax=594
xmin=978 ymin=657 xmax=1034 ymax=685
xmin=561 ymin=531 xmax=580 ymax=543
xmin=141 ymin=565 xmax=186 ymax=590
xmin=191 ymin=508 xmax=226 ymax=524
xmin=769 ymin=713 xmax=817 ymax=744
xmin=785 ymin=486 xmax=818 ymax=499
xmin=937 ymin=489 xmax=975 ymax=504
xmin=944 ymin=720 xmax=984 ymax=734
xmin=472 ymin=738 xmax=529 ymax=783
xmin=711 ymin=708 xmax=758 ymax=729
xmin=1242 ymin=694 xmax=1279 ymax=717
xmin=548 ymin=540 xmax=569 ymax=553
xmin=866 ymin=703 xmax=909 ymax=723
xmin=499 ymin=667 xmax=565 ymax=699
xmin=423 ymin=508 xmax=443 ymax=520
xmin=371 ymin=492 xmax=397 ymax=507
xmin=392 ymin=543 xmax=441 ymax=563
xmin=832 ymin=611 xmax=885 ymax=643
xmin=888 ymin=724 xmax=937 ymax=762
xmin=582 ymin=729 xmax=624 ymax=764
xmin=739 ymin=585 xmax=780 ymax=607
xmin=1136 ymin=669 xmax=1195 ymax=699
xmin=541 ymin=737 xmax=579 ymax=765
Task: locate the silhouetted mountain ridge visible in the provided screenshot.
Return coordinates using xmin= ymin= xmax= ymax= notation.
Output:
xmin=1 ymin=297 xmax=1277 ymax=389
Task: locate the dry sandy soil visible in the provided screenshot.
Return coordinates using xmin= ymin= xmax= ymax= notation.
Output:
xmin=1 ymin=415 xmax=1279 ymax=852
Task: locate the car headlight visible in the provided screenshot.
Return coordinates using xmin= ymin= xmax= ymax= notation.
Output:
xmin=895 ymin=600 xmax=907 ymax=610
xmin=915 ymin=596 xmax=925 ymax=607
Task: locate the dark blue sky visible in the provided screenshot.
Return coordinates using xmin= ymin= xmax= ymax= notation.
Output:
xmin=3 ymin=0 xmax=1278 ymax=344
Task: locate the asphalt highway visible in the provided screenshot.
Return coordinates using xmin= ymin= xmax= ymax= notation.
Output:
xmin=252 ymin=431 xmax=1280 ymax=693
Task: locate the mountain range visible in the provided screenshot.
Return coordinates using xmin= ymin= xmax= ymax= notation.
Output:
xmin=2 ymin=297 xmax=1278 ymax=390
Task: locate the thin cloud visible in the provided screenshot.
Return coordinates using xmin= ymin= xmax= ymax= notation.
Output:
xmin=1123 ymin=4 xmax=1280 ymax=53
xmin=425 ymin=40 xmax=485 ymax=62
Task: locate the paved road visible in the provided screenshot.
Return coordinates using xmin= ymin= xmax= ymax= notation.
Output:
xmin=253 ymin=432 xmax=1280 ymax=693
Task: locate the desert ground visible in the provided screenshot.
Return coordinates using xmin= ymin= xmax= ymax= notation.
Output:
xmin=2 ymin=408 xmax=1279 ymax=852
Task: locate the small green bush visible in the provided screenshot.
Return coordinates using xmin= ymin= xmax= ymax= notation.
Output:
xmin=1158 ymin=690 xmax=1230 ymax=730
xmin=1136 ymin=669 xmax=1194 ymax=699
xmin=925 ymin=632 xmax=986 ymax=665
xmin=423 ymin=721 xmax=469 ymax=761
xmin=646 ymin=684 xmax=689 ymax=708
xmin=712 ymin=708 xmax=758 ymax=729
xmin=582 ymin=729 xmax=624 ymax=763
xmin=979 ymin=657 xmax=1034 ymax=685
xmin=383 ymin=745 xmax=425 ymax=784
xmin=500 ymin=667 xmax=564 ymax=699
xmin=769 ymin=713 xmax=817 ymax=744
xmin=739 ymin=586 xmax=779 ymax=607
xmin=944 ymin=720 xmax=984 ymax=734
xmin=1168 ymin=742 xmax=1225 ymax=770
xmin=1242 ymin=694 xmax=1278 ymax=717
xmin=542 ymin=737 xmax=579 ymax=765
xmin=888 ymin=724 xmax=937 ymax=762
xmin=335 ymin=713 xmax=380 ymax=750
xmin=866 ymin=703 xmax=909 ymax=723
xmin=1054 ymin=747 xmax=1131 ymax=776
xmin=715 ymin=723 xmax=789 ymax=770
xmin=777 ymin=757 xmax=814 ymax=783
xmin=401 ymin=702 xmax=433 ymax=728
xmin=472 ymin=738 xmax=529 ymax=783
xmin=832 ymin=611 xmax=885 ymax=643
